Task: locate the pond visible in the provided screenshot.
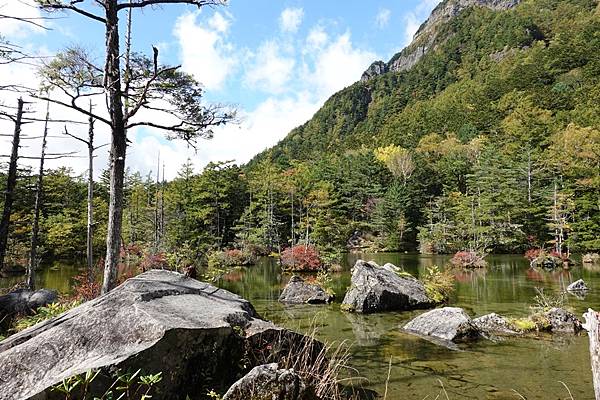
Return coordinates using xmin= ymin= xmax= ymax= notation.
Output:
xmin=219 ymin=253 xmax=599 ymax=400
xmin=2 ymin=254 xmax=598 ymax=399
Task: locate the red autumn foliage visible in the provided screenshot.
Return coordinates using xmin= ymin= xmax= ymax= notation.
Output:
xmin=140 ymin=251 xmax=168 ymax=271
xmin=71 ymin=258 xmax=103 ymax=301
xmin=280 ymin=245 xmax=322 ymax=271
xmin=524 ymin=248 xmax=543 ymax=261
xmin=450 ymin=251 xmax=486 ymax=268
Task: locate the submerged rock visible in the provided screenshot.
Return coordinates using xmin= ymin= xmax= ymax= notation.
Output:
xmin=223 ymin=363 xmax=313 ymax=400
xmin=341 ymin=260 xmax=434 ymax=313
xmin=0 ymin=270 xmax=317 ymax=400
xmin=473 ymin=313 xmax=519 ymax=336
xmin=0 ymin=288 xmax=57 ymax=328
xmin=544 ymin=307 xmax=583 ymax=334
xmin=279 ymin=276 xmax=334 ymax=304
xmin=567 ymin=279 xmax=588 ymax=292
xmin=403 ymin=307 xmax=481 ymax=343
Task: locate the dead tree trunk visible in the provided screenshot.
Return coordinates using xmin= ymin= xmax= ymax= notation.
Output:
xmin=27 ymin=103 xmax=50 ymax=290
xmin=0 ymin=98 xmax=23 ymax=272
xmin=86 ymin=112 xmax=95 ymax=283
xmin=584 ymin=309 xmax=600 ymax=400
xmin=102 ymin=0 xmax=128 ymax=294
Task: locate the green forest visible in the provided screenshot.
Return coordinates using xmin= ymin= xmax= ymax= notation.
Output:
xmin=1 ymin=0 xmax=599 ymax=275
xmin=1 ymin=0 xmax=600 ymax=399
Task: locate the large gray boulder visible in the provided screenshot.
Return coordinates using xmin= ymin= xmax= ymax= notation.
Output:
xmin=279 ymin=276 xmax=334 ymax=304
xmin=403 ymin=307 xmax=481 ymax=343
xmin=473 ymin=313 xmax=519 ymax=336
xmin=0 ymin=288 xmax=57 ymax=327
xmin=0 ymin=270 xmax=317 ymax=400
xmin=223 ymin=363 xmax=314 ymax=400
xmin=544 ymin=307 xmax=583 ymax=334
xmin=341 ymin=260 xmax=434 ymax=313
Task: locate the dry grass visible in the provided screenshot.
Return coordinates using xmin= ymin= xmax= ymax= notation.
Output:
xmin=249 ymin=323 xmax=368 ymax=400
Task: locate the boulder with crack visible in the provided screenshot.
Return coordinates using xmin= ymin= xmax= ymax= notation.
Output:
xmin=0 ymin=270 xmax=318 ymax=400
xmin=341 ymin=260 xmax=434 ymax=313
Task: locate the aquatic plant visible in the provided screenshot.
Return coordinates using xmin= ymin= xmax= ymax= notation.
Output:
xmin=422 ymin=266 xmax=456 ymax=304
xmin=306 ymin=271 xmax=335 ymax=297
xmin=531 ymin=287 xmax=565 ymax=313
xmin=247 ymin=325 xmax=366 ymax=400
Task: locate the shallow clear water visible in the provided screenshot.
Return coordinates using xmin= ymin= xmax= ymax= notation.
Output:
xmin=3 ymin=254 xmax=598 ymax=399
xmin=219 ymin=254 xmax=600 ymax=400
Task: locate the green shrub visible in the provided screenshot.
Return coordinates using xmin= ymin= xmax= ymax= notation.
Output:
xmin=14 ymin=301 xmax=80 ymax=332
xmin=422 ymin=266 xmax=456 ymax=303
xmin=52 ymin=368 xmax=162 ymax=399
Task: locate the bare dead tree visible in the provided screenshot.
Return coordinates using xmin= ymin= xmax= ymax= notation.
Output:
xmin=27 ymin=101 xmax=51 ymax=290
xmin=0 ymin=98 xmax=24 ymax=272
xmin=62 ymin=102 xmax=107 ymax=283
xmin=35 ymin=0 xmax=235 ymax=293
xmin=584 ymin=309 xmax=600 ymax=400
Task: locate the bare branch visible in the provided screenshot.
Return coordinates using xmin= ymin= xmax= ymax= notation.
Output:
xmin=117 ymin=0 xmax=226 ymax=11
xmin=36 ymin=1 xmax=106 ymax=23
xmin=33 ymin=94 xmax=111 ymax=126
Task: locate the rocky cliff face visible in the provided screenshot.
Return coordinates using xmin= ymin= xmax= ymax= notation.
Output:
xmin=361 ymin=0 xmax=521 ymax=81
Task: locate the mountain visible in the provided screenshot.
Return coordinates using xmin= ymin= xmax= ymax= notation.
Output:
xmin=248 ymin=0 xmax=600 ymax=253
xmin=361 ymin=0 xmax=522 ymax=81
xmin=252 ymin=0 xmax=598 ymax=166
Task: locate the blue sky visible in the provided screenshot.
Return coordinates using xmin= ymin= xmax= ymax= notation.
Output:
xmin=0 ymin=0 xmax=440 ymax=178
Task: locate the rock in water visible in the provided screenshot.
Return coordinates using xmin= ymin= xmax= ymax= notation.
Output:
xmin=473 ymin=313 xmax=519 ymax=336
xmin=0 ymin=270 xmax=316 ymax=400
xmin=544 ymin=307 xmax=583 ymax=334
xmin=279 ymin=276 xmax=334 ymax=304
xmin=566 ymin=279 xmax=588 ymax=292
xmin=223 ymin=363 xmax=313 ymax=400
xmin=341 ymin=260 xmax=434 ymax=313
xmin=0 ymin=288 xmax=57 ymax=327
xmin=403 ymin=307 xmax=481 ymax=343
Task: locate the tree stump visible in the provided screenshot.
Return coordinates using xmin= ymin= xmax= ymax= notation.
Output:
xmin=584 ymin=309 xmax=600 ymax=400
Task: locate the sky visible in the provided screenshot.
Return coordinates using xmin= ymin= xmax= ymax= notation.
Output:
xmin=0 ymin=0 xmax=441 ymax=180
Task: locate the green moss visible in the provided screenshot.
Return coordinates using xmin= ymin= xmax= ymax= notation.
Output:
xmin=508 ymin=314 xmax=551 ymax=332
xmin=340 ymin=303 xmax=355 ymax=312
xmin=509 ymin=318 xmax=537 ymax=332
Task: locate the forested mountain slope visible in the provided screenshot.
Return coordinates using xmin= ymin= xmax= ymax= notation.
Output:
xmin=248 ymin=0 xmax=600 ymax=254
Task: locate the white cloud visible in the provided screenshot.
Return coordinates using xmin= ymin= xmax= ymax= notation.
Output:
xmin=0 ymin=0 xmax=45 ymax=37
xmin=244 ymin=41 xmax=295 ymax=94
xmin=375 ymin=8 xmax=391 ymax=29
xmin=0 ymin=59 xmax=111 ymax=180
xmin=305 ymin=25 xmax=328 ymax=50
xmin=302 ymin=31 xmax=376 ymax=98
xmin=279 ymin=7 xmax=304 ymax=33
xmin=173 ymin=11 xmax=236 ymax=91
xmin=1 ymin=7 xmax=380 ymax=181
